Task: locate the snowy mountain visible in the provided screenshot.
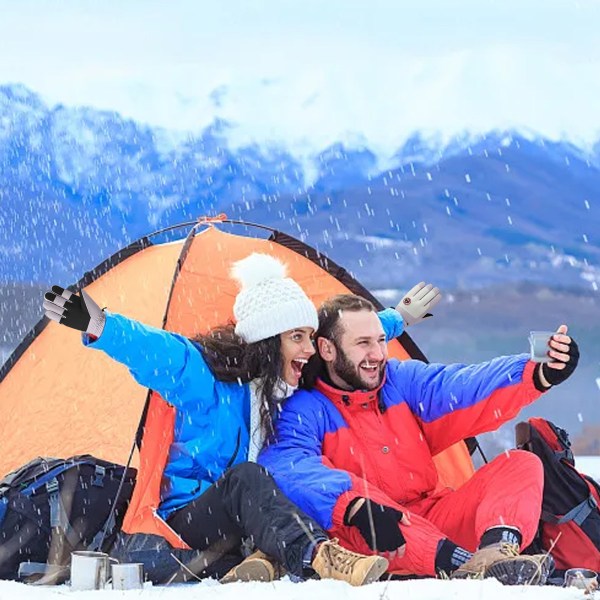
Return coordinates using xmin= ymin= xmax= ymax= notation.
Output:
xmin=1 ymin=84 xmax=599 ymax=292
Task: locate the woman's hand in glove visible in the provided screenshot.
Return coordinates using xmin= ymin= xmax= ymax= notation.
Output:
xmin=43 ymin=286 xmax=106 ymax=338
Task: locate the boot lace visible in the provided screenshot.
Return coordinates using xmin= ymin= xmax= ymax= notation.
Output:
xmin=498 ymin=542 xmax=520 ymax=558
xmin=452 ymin=542 xmax=522 ymax=579
xmin=321 ymin=538 xmax=366 ymax=575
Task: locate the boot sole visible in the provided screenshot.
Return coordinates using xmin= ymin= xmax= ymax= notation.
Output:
xmin=220 ymin=560 xmax=274 ymax=583
xmin=358 ymin=557 xmax=389 ymax=585
xmin=485 ymin=556 xmax=553 ymax=586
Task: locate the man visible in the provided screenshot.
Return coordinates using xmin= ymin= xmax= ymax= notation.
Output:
xmin=259 ymin=294 xmax=579 ymax=584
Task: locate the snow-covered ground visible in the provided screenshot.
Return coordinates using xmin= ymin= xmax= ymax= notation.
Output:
xmin=1 ymin=457 xmax=598 ymax=600
xmin=0 ymin=571 xmax=596 ymax=600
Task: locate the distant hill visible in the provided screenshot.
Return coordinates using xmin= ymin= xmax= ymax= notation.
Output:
xmin=573 ymin=425 xmax=600 ymax=455
xmin=1 ymin=84 xmax=599 ymax=293
xmin=0 ymin=282 xmax=46 ymax=350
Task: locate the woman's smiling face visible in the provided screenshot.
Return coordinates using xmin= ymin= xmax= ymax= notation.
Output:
xmin=279 ymin=327 xmax=316 ymax=386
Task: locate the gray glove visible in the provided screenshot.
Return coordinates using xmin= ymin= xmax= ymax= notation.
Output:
xmin=43 ymin=286 xmax=106 ymax=338
xmin=395 ymin=281 xmax=441 ymax=326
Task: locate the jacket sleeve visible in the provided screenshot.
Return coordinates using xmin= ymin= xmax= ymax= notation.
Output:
xmin=83 ymin=311 xmax=217 ymax=411
xmin=387 ymin=355 xmax=542 ymax=456
xmin=378 ymin=308 xmax=405 ymax=340
xmin=259 ymin=392 xmax=401 ymax=530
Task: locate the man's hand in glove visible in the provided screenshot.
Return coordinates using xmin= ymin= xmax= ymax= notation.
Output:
xmin=395 ymin=281 xmax=442 ymax=327
xmin=43 ymin=286 xmax=106 ymax=338
xmin=345 ymin=498 xmax=411 ymax=558
xmin=533 ymin=324 xmax=579 ymax=391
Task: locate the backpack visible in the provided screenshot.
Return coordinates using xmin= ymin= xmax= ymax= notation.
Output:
xmin=0 ymin=455 xmax=137 ymax=581
xmin=515 ymin=417 xmax=600 ymax=574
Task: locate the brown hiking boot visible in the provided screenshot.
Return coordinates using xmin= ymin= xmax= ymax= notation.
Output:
xmin=451 ymin=543 xmax=554 ymax=585
xmin=220 ymin=550 xmax=285 ymax=583
xmin=311 ymin=538 xmax=388 ymax=586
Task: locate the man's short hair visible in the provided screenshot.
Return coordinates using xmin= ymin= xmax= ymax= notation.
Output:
xmin=317 ymin=294 xmax=376 ymax=346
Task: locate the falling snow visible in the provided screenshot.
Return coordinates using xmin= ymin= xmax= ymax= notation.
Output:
xmin=1 ymin=60 xmax=599 ymax=600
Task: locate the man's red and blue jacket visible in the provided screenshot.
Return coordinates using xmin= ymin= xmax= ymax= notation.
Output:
xmin=258 ymin=355 xmax=542 ymax=530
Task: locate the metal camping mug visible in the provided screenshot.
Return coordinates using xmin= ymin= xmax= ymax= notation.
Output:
xmin=528 ymin=331 xmax=554 ymax=363
xmin=70 ymin=550 xmax=116 ymax=590
xmin=564 ymin=567 xmax=598 ymax=592
xmin=111 ymin=562 xmax=144 ymax=590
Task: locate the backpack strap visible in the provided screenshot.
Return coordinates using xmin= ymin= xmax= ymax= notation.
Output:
xmin=92 ymin=465 xmax=106 ymax=487
xmin=554 ymin=448 xmax=574 ymax=462
xmin=542 ymin=493 xmax=598 ymax=526
xmin=0 ymin=497 xmax=8 ymax=525
xmin=0 ymin=458 xmax=64 ymax=496
xmin=87 ymin=463 xmax=133 ymax=552
xmin=46 ymin=478 xmax=81 ymax=550
xmin=584 ymin=474 xmax=600 ymax=499
xmin=87 ymin=509 xmax=117 ymax=552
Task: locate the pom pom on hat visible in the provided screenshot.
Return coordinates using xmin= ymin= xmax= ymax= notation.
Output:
xmin=231 ymin=253 xmax=287 ymax=290
xmin=231 ymin=253 xmax=318 ymax=343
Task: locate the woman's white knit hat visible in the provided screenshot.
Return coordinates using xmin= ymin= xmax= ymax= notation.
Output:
xmin=231 ymin=253 xmax=318 ymax=343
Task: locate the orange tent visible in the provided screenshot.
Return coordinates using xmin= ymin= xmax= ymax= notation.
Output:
xmin=0 ymin=217 xmax=475 ymax=548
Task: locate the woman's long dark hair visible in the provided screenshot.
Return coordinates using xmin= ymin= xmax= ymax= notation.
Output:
xmin=192 ymin=324 xmax=283 ymax=440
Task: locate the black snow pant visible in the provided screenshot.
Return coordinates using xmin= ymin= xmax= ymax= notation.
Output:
xmin=167 ymin=462 xmax=327 ymax=576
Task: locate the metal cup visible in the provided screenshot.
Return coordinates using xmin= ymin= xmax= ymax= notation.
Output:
xmin=111 ymin=562 xmax=144 ymax=590
xmin=564 ymin=567 xmax=598 ymax=592
xmin=528 ymin=331 xmax=554 ymax=363
xmin=70 ymin=551 xmax=114 ymax=591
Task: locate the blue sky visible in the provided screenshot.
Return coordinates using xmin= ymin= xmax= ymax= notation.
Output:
xmin=1 ymin=0 xmax=599 ymax=156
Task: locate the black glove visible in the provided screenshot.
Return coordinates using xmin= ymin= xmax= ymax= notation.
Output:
xmin=345 ymin=499 xmax=406 ymax=552
xmin=43 ymin=285 xmax=106 ymax=338
xmin=533 ymin=337 xmax=579 ymax=391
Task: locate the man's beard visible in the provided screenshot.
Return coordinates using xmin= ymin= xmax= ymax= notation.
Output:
xmin=332 ymin=346 xmax=384 ymax=391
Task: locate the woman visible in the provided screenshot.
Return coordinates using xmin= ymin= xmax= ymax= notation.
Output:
xmin=42 ymin=253 xmax=432 ymax=584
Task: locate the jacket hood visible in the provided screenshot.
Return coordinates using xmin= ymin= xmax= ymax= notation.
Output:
xmin=314 ymin=374 xmax=386 ymax=410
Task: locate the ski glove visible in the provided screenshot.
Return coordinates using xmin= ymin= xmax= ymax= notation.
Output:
xmin=345 ymin=499 xmax=406 ymax=552
xmin=43 ymin=286 xmax=106 ymax=338
xmin=533 ymin=337 xmax=579 ymax=391
xmin=395 ymin=281 xmax=441 ymax=327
